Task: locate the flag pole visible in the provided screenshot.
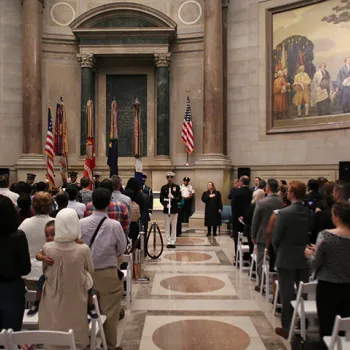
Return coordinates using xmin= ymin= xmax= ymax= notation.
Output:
xmin=185 ymin=89 xmax=191 ymax=166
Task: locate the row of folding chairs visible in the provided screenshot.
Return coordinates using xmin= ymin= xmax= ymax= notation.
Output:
xmin=236 ymin=237 xmax=350 ymax=349
xmin=0 ymin=329 xmax=77 ymax=350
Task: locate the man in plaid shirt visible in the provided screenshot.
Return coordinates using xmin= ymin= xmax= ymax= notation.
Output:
xmin=84 ymin=179 xmax=130 ymax=234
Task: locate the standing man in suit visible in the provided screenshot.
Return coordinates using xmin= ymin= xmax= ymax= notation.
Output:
xmin=272 ymin=181 xmax=313 ymax=339
xmin=251 ymin=179 xmax=282 ymax=291
xmin=160 ymin=172 xmax=182 ymax=249
xmin=229 ymin=176 xmax=253 ymax=262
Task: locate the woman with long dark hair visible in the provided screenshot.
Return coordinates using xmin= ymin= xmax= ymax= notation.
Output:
xmin=201 ymin=182 xmax=223 ymax=236
xmin=124 ymin=178 xmax=144 ymax=244
xmin=0 ymin=195 xmax=31 ymax=330
xmin=17 ymin=194 xmax=33 ymax=225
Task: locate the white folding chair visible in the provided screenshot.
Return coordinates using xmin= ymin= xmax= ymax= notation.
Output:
xmin=288 ymin=281 xmax=318 ymax=342
xmin=324 ymin=316 xmax=350 ymax=350
xmin=236 ymin=232 xmax=250 ymax=272
xmin=90 ymin=294 xmax=108 ymax=350
xmin=260 ymin=249 xmax=277 ymax=301
xmin=8 ymin=329 xmax=77 ymax=350
xmin=249 ymin=245 xmax=257 ymax=280
xmin=122 ymin=254 xmax=133 ymax=308
xmin=0 ymin=329 xmax=12 ymax=350
xmin=22 ymin=290 xmax=39 ymax=330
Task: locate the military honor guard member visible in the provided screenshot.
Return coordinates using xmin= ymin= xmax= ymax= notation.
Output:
xmin=93 ymin=171 xmax=101 ymax=189
xmin=160 ymin=172 xmax=182 ymax=248
xmin=180 ymin=177 xmax=195 ymax=223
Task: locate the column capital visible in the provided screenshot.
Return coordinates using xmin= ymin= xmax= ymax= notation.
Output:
xmin=154 ymin=53 xmax=171 ymax=68
xmin=222 ymin=0 xmax=230 ymax=9
xmin=77 ymin=53 xmax=95 ymax=68
xmin=21 ymin=0 xmax=45 ymax=8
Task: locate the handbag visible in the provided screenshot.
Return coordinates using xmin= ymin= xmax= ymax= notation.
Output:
xmin=89 ymin=217 xmax=124 ymax=281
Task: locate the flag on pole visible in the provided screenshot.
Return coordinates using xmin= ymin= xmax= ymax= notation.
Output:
xmin=83 ymin=100 xmax=96 ymax=189
xmin=133 ymin=98 xmax=143 ymax=187
xmin=181 ymin=96 xmax=195 ymax=154
xmin=133 ymin=98 xmax=141 ymax=157
xmin=45 ymin=106 xmax=55 ymax=189
xmin=54 ymin=98 xmax=69 ymax=182
xmin=107 ymin=100 xmax=119 ymax=177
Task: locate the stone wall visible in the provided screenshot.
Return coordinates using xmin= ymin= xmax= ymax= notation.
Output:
xmin=0 ymin=1 xmax=22 ymax=173
xmin=227 ymin=0 xmax=348 ymax=181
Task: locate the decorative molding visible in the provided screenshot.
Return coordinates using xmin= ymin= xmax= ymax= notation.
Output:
xmin=178 ymin=1 xmax=203 ymax=26
xmin=50 ymin=2 xmax=76 ymax=27
xmin=70 ymin=2 xmax=177 ymax=30
xmin=154 ymin=53 xmax=171 ymax=67
xmin=77 ymin=53 xmax=95 ymax=68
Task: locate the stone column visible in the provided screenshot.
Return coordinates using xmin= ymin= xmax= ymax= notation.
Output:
xmin=22 ymin=0 xmax=44 ymax=154
xmin=154 ymin=53 xmax=170 ymax=156
xmin=77 ymin=54 xmax=95 ymax=155
xmin=203 ymin=0 xmax=224 ymax=155
xmin=222 ymin=0 xmax=229 ymax=156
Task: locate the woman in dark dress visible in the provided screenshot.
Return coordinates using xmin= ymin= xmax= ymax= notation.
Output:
xmin=202 ymin=182 xmax=223 ymax=236
xmin=124 ymin=177 xmax=144 ymax=244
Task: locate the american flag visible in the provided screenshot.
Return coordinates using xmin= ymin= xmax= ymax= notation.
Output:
xmin=181 ymin=96 xmax=194 ymax=154
xmin=45 ymin=107 xmax=55 ymax=188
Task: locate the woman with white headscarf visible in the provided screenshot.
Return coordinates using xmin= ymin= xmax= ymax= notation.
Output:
xmin=39 ymin=208 xmax=94 ymax=348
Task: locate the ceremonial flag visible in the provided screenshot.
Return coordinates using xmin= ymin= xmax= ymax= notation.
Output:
xmin=45 ymin=106 xmax=55 ymax=188
xmin=54 ymin=98 xmax=69 ymax=182
xmin=133 ymin=98 xmax=141 ymax=157
xmin=133 ymin=99 xmax=143 ymax=186
xmin=107 ymin=100 xmax=119 ymax=177
xmin=83 ymin=100 xmax=95 ymax=189
xmin=181 ymin=96 xmax=195 ymax=154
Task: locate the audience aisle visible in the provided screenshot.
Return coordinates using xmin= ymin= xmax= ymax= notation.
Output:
xmin=117 ymin=229 xmax=288 ymax=350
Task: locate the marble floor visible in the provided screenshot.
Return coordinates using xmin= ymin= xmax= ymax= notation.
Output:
xmin=117 ymin=229 xmax=289 ymax=350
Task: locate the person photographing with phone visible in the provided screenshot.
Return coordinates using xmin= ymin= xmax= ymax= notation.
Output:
xmin=160 ymin=172 xmax=182 ymax=249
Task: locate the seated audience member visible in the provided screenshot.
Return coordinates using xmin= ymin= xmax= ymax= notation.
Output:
xmin=52 ymin=191 xmax=69 ymax=218
xmin=39 ymin=208 xmax=94 ymax=349
xmin=317 ymin=177 xmax=329 ymax=197
xmin=0 ymin=174 xmax=19 ymax=205
xmin=80 ymin=188 xmax=127 ymax=350
xmin=111 ymin=175 xmax=132 ymax=213
xmin=14 ymin=181 xmax=32 ymax=196
xmin=304 ymin=179 xmax=323 ymax=211
xmin=17 ymin=194 xmax=34 ymax=225
xmin=266 ymin=185 xmax=291 ymax=270
xmin=0 ymin=195 xmax=31 ymax=331
xmin=311 ymin=182 xmax=335 ymax=243
xmin=258 ymin=179 xmax=267 ymax=192
xmin=124 ymin=178 xmax=144 ymax=244
xmin=80 ymin=177 xmax=93 ymax=205
xmin=305 ymin=202 xmax=350 ymax=347
xmin=229 ymin=176 xmax=253 ymax=261
xmin=66 ymin=184 xmax=86 ymax=218
xmin=85 ymin=179 xmax=129 ymax=234
xmin=251 ymin=179 xmax=282 ymax=291
xmin=272 ymin=181 xmax=314 ymax=339
xmin=279 ymin=180 xmax=287 ymax=187
xmin=18 ymin=192 xmax=53 ymax=290
xmin=243 ymin=189 xmax=265 ymax=256
xmin=27 ymin=220 xmax=97 ymax=319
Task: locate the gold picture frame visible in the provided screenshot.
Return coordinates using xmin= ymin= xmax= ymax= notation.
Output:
xmin=264 ymin=0 xmax=350 ymax=134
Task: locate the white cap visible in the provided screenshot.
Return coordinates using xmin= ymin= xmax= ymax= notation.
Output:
xmin=165 ymin=171 xmax=175 ymax=177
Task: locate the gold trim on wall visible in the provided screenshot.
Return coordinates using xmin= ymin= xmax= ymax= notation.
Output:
xmin=263 ymin=0 xmax=350 ymax=134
